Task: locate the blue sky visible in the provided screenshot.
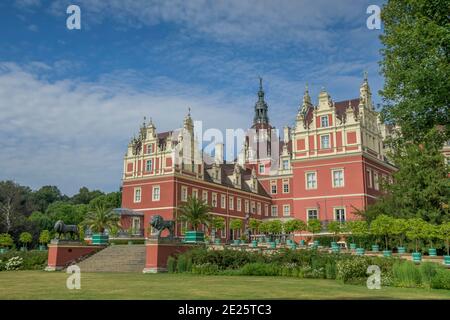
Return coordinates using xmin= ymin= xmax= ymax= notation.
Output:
xmin=0 ymin=0 xmax=385 ymax=195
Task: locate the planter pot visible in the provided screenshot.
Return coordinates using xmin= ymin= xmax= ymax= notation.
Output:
xmin=233 ymin=239 xmax=241 ymax=246
xmin=92 ymin=233 xmax=109 ymax=245
xmin=39 ymin=245 xmax=47 ymax=251
xmin=383 ymin=250 xmax=392 ymax=257
xmin=286 ymin=239 xmax=293 ymax=245
xmin=428 ymin=248 xmax=437 ymax=257
xmin=251 ymin=240 xmax=258 ymax=248
xmin=184 ymin=231 xmax=205 ymax=243
xmin=313 ymin=240 xmax=320 ymax=246
xmin=356 ymin=248 xmax=365 ymax=256
xmin=331 ymin=242 xmax=337 ymax=248
xmin=350 ymin=243 xmax=357 ymax=250
xmin=214 ymin=239 xmax=221 ymax=244
xmin=20 ymin=247 xmax=27 ymax=252
xmin=331 ymin=246 xmax=340 ymax=253
xmin=269 ymin=242 xmax=276 ymax=249
xmin=397 ymin=247 xmax=406 ymax=254
xmin=444 ymin=256 xmax=450 ymax=266
xmin=290 ymin=244 xmax=297 ymax=250
xmin=0 ymin=248 xmax=7 ymax=254
xmin=412 ymin=252 xmax=422 ymax=263
xmin=299 ymin=240 xmax=305 ymax=246
xmin=371 ymin=245 xmax=379 ymax=252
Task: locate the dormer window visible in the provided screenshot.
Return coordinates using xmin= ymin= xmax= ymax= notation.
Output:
xmin=282 ymin=160 xmax=289 ymax=170
xmin=321 ymin=115 xmax=329 ymax=128
xmin=258 ymin=164 xmax=265 ymax=174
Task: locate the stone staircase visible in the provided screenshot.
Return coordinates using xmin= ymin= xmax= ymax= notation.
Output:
xmin=76 ymin=245 xmax=146 ymax=272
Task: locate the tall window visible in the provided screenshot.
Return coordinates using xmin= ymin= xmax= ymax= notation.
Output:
xmin=212 ymin=193 xmax=218 ymax=207
xmin=264 ymin=204 xmax=269 ymax=216
xmin=134 ymin=187 xmax=141 ymax=203
xmin=192 ymin=189 xmax=198 ymax=199
xmin=146 ymin=160 xmax=152 ymax=172
xmin=366 ymin=169 xmax=373 ymax=188
xmin=221 ymin=195 xmax=226 ymax=209
xmin=332 ymin=169 xmax=344 ymax=188
xmin=147 ymin=144 xmax=153 ymax=154
xmin=373 ymin=172 xmax=379 ymax=190
xmin=307 ymin=209 xmax=318 ymax=220
xmin=306 ymin=172 xmax=317 ymax=189
xmin=181 ymin=186 xmax=188 ymax=201
xmin=259 ymin=164 xmax=265 ymax=174
xmin=237 ymin=198 xmax=242 ymax=212
xmin=152 ymin=186 xmax=160 ymax=201
xmin=321 ymin=135 xmax=330 ymax=149
xmin=335 ymin=208 xmax=345 ymax=222
xmin=245 ymin=200 xmax=249 ymax=213
xmin=283 ymin=180 xmax=289 ymax=193
xmin=282 ymin=160 xmax=289 ymax=170
xmin=321 ymin=115 xmax=329 ymax=127
xmin=229 ymin=197 xmax=234 ymax=210
xmin=257 ymin=202 xmax=261 ymax=215
xmin=283 ymin=205 xmax=290 ymax=217
xmin=271 ymin=205 xmax=278 ymax=217
xmin=251 ymin=201 xmax=256 ymax=214
xmin=271 ymin=181 xmax=277 ymax=194
xmin=202 ymin=191 xmax=208 ymax=203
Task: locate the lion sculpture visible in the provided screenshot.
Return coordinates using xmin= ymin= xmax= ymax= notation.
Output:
xmin=54 ymin=220 xmax=79 ymax=240
xmin=150 ymin=215 xmax=175 ymax=239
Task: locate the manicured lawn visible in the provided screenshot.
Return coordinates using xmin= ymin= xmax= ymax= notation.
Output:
xmin=0 ymin=271 xmax=449 ymax=300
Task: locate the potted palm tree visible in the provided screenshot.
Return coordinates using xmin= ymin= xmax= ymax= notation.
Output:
xmin=178 ymin=196 xmax=211 ymax=243
xmin=19 ymin=232 xmax=32 ymax=251
xmin=370 ymin=215 xmax=394 ymax=257
xmin=439 ymin=222 xmax=450 ymax=266
xmin=0 ymin=233 xmax=13 ymax=253
xmin=349 ymin=220 xmax=369 ymax=255
xmin=391 ymin=218 xmax=407 ymax=254
xmin=38 ymin=230 xmax=50 ymax=251
xmin=307 ymin=219 xmax=322 ymax=248
xmin=406 ymin=218 xmax=426 ymax=263
xmin=83 ymin=203 xmax=120 ymax=245
xmin=230 ymin=219 xmax=243 ymax=245
xmin=210 ymin=216 xmax=225 ymax=244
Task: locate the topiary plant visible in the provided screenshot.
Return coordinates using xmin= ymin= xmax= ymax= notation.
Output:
xmin=19 ymin=232 xmax=33 ymax=249
xmin=0 ymin=233 xmax=14 ymax=248
xmin=39 ymin=230 xmax=51 ymax=245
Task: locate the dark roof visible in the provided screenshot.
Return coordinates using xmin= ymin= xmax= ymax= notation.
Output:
xmin=203 ymin=163 xmax=270 ymax=198
xmin=112 ymin=208 xmax=144 ymax=216
xmin=334 ymin=98 xmax=360 ymax=122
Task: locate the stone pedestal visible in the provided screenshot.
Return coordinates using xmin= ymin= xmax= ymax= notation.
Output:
xmin=45 ymin=240 xmax=105 ymax=271
xmin=142 ymin=238 xmax=196 ymax=273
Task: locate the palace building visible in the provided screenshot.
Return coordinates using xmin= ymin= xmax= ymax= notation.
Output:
xmin=119 ymin=75 xmax=397 ymax=241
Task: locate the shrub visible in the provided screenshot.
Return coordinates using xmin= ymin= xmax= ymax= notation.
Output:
xmin=5 ymin=256 xmax=23 ymax=270
xmin=19 ymin=232 xmax=33 ymax=248
xmin=336 ymin=257 xmax=369 ymax=284
xmin=325 ymin=262 xmax=336 ymax=279
xmin=0 ymin=233 xmax=14 ymax=248
xmin=192 ymin=263 xmax=220 ymax=275
xmin=176 ymin=254 xmax=188 ymax=273
xmin=392 ymin=261 xmax=422 ymax=288
xmin=420 ymin=262 xmax=439 ymax=286
xmin=167 ymin=256 xmax=176 ymax=273
xmin=430 ymin=269 xmax=450 ymax=290
xmin=0 ymin=250 xmax=47 ymax=270
xmin=240 ymin=263 xmax=279 ymax=276
xmin=39 ymin=230 xmax=51 ymax=245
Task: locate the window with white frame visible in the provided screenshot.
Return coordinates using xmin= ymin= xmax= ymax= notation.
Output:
xmin=366 ymin=169 xmax=373 ymax=188
xmin=259 ymin=164 xmax=265 ymax=174
xmin=264 ymin=204 xmax=269 ymax=216
xmin=282 ymin=159 xmax=289 ymax=170
xmin=283 ymin=204 xmax=290 ymax=217
xmin=244 ymin=200 xmax=249 ymax=213
xmin=307 ymin=209 xmax=318 ymax=220
xmin=202 ymin=190 xmax=208 ymax=203
xmin=335 ymin=208 xmax=345 ymax=222
xmin=134 ymin=187 xmax=141 ymax=203
xmin=221 ymin=195 xmax=226 ymax=209
xmin=181 ymin=186 xmax=188 ymax=201
xmin=257 ymin=202 xmax=261 ymax=215
xmin=192 ymin=188 xmax=198 ymax=199
xmin=282 ymin=179 xmax=289 ymax=193
xmin=146 ymin=160 xmax=152 ymax=172
xmin=152 ymin=186 xmax=160 ymax=201
xmin=147 ymin=144 xmax=153 ymax=154
xmin=237 ymin=198 xmax=242 ymax=212
xmin=332 ymin=169 xmax=344 ymax=188
xmin=251 ymin=201 xmax=256 ymax=214
xmin=321 ymin=115 xmax=329 ymax=128
xmin=270 ymin=181 xmax=277 ymax=194
xmin=306 ymin=172 xmax=317 ymax=189
xmin=229 ymin=196 xmax=234 ymax=210
xmin=271 ymin=205 xmax=278 ymax=217
xmin=212 ymin=193 xmax=217 ymax=207
xmin=320 ymin=135 xmax=330 ymax=149
xmin=373 ymin=172 xmax=379 ymax=190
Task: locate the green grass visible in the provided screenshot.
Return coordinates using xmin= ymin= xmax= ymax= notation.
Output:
xmin=0 ymin=271 xmax=449 ymax=300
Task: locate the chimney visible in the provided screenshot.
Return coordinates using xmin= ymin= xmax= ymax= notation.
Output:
xmin=283 ymin=126 xmax=291 ymax=143
xmin=214 ymin=143 xmax=224 ymax=164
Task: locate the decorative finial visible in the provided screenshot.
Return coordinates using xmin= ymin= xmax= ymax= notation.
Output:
xmin=305 ymin=83 xmax=309 ymax=92
xmin=188 ymin=107 xmax=191 ymax=116
xmin=363 ymin=70 xmax=368 ymax=81
xmin=259 ymin=76 xmax=263 ymax=91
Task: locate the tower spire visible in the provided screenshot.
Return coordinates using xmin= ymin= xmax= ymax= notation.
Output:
xmin=253 ymin=77 xmax=269 ymax=126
